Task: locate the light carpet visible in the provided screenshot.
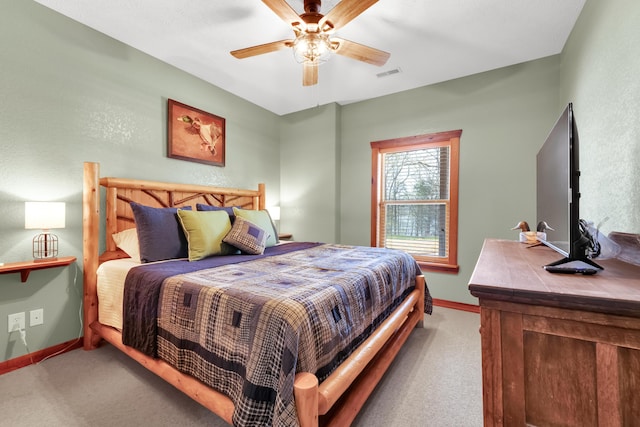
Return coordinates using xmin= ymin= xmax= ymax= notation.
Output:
xmin=0 ymin=307 xmax=482 ymax=426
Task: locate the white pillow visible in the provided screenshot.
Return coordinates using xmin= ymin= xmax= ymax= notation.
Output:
xmin=112 ymin=228 xmax=141 ymax=263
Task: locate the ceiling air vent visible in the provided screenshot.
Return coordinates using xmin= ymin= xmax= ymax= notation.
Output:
xmin=377 ymin=68 xmax=402 ymax=78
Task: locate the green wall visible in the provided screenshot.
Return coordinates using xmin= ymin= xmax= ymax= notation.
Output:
xmin=559 ymin=0 xmax=640 ymax=234
xmin=2 ymin=0 xmax=638 ymax=363
xmin=280 ymin=104 xmax=341 ymax=243
xmin=0 ymin=1 xmax=280 ymax=362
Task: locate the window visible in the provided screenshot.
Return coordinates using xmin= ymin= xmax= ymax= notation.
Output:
xmin=371 ymin=130 xmax=460 ymax=272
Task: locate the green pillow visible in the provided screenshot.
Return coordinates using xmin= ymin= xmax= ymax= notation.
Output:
xmin=177 ymin=209 xmax=235 ymax=261
xmin=232 ymin=208 xmax=279 ymax=247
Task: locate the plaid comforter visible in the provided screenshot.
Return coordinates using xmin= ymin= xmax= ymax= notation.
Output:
xmin=122 ymin=243 xmax=430 ymax=426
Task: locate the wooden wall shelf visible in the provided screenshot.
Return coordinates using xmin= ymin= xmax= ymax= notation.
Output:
xmin=0 ymin=256 xmax=76 ymax=283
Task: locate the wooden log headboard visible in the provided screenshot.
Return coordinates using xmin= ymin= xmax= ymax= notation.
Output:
xmin=85 ymin=163 xmax=265 ymax=255
xmin=100 ymin=177 xmax=265 ymax=253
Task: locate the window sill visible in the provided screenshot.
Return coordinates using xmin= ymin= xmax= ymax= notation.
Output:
xmin=417 ymin=261 xmax=459 ymax=274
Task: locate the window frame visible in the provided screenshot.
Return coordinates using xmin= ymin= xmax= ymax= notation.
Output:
xmin=371 ymin=130 xmax=461 ymax=273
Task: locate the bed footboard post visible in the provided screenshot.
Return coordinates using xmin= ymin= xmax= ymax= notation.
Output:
xmin=294 ymin=372 xmax=319 ymax=427
xmin=416 ymin=274 xmax=425 ymax=328
xmin=83 ymin=162 xmax=101 ymax=350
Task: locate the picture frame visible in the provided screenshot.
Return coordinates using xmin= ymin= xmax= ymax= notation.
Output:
xmin=167 ymin=99 xmax=225 ymax=167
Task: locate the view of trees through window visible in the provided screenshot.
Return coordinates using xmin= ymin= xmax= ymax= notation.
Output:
xmin=382 ymin=147 xmax=449 ymax=258
xmin=371 ymin=130 xmax=460 ymax=271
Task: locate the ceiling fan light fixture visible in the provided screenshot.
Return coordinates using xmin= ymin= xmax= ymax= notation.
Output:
xmin=292 ymin=33 xmax=332 ymax=64
xmin=232 ymin=0 xmax=389 ymax=86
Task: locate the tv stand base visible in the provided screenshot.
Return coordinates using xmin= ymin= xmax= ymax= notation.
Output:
xmin=545 ymin=256 xmax=603 ymax=270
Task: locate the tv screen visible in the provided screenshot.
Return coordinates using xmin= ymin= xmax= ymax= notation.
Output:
xmin=536 ymin=103 xmax=602 ymax=270
xmin=536 ymin=104 xmax=573 ymax=257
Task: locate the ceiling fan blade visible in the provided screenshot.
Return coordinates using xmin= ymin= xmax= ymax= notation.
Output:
xmin=319 ymin=0 xmax=378 ymax=31
xmin=303 ymin=62 xmax=318 ymax=86
xmin=262 ymin=0 xmax=303 ymax=27
xmin=231 ymin=40 xmax=293 ymax=59
xmin=332 ymin=38 xmax=390 ymax=66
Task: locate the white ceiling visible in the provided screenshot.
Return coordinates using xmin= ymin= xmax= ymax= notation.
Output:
xmin=34 ymin=0 xmax=586 ymax=116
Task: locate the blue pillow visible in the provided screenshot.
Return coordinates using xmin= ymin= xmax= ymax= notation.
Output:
xmin=196 ymin=204 xmax=238 ymax=222
xmin=131 ymin=203 xmax=191 ymax=263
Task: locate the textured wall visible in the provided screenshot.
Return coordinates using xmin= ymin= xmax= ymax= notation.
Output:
xmin=559 ymin=0 xmax=640 ymax=235
xmin=0 ymin=1 xmax=280 ymax=362
xmin=280 ymin=104 xmax=341 ymax=243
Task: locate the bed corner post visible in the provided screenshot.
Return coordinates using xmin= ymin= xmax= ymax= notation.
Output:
xmin=294 ymin=372 xmax=319 ymax=427
xmin=416 ymin=274 xmax=425 ymax=328
xmin=83 ymin=162 xmax=101 ymax=350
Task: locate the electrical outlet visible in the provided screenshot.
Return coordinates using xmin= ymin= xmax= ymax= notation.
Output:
xmin=30 ymin=309 xmax=44 ymax=327
xmin=8 ymin=312 xmax=25 ymax=333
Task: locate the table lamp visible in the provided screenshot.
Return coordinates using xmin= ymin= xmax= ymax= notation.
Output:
xmin=25 ymin=201 xmax=66 ymax=260
xmin=268 ymin=206 xmax=280 ymax=232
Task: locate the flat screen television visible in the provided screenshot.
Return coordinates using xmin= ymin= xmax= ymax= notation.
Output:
xmin=536 ymin=103 xmax=602 ymax=270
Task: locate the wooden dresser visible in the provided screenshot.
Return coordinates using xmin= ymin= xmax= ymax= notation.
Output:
xmin=469 ymin=239 xmax=640 ymax=427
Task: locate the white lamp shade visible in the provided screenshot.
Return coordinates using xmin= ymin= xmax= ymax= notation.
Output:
xmin=25 ymin=202 xmax=66 ymax=230
xmin=268 ymin=206 xmax=281 ymax=221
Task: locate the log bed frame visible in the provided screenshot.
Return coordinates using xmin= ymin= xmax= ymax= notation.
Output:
xmin=82 ymin=161 xmax=425 ymax=427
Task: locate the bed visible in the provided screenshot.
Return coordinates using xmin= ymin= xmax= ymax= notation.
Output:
xmin=82 ymin=161 xmax=431 ymax=426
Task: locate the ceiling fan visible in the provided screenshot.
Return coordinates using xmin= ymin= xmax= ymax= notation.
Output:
xmin=231 ymin=0 xmax=390 ymax=86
